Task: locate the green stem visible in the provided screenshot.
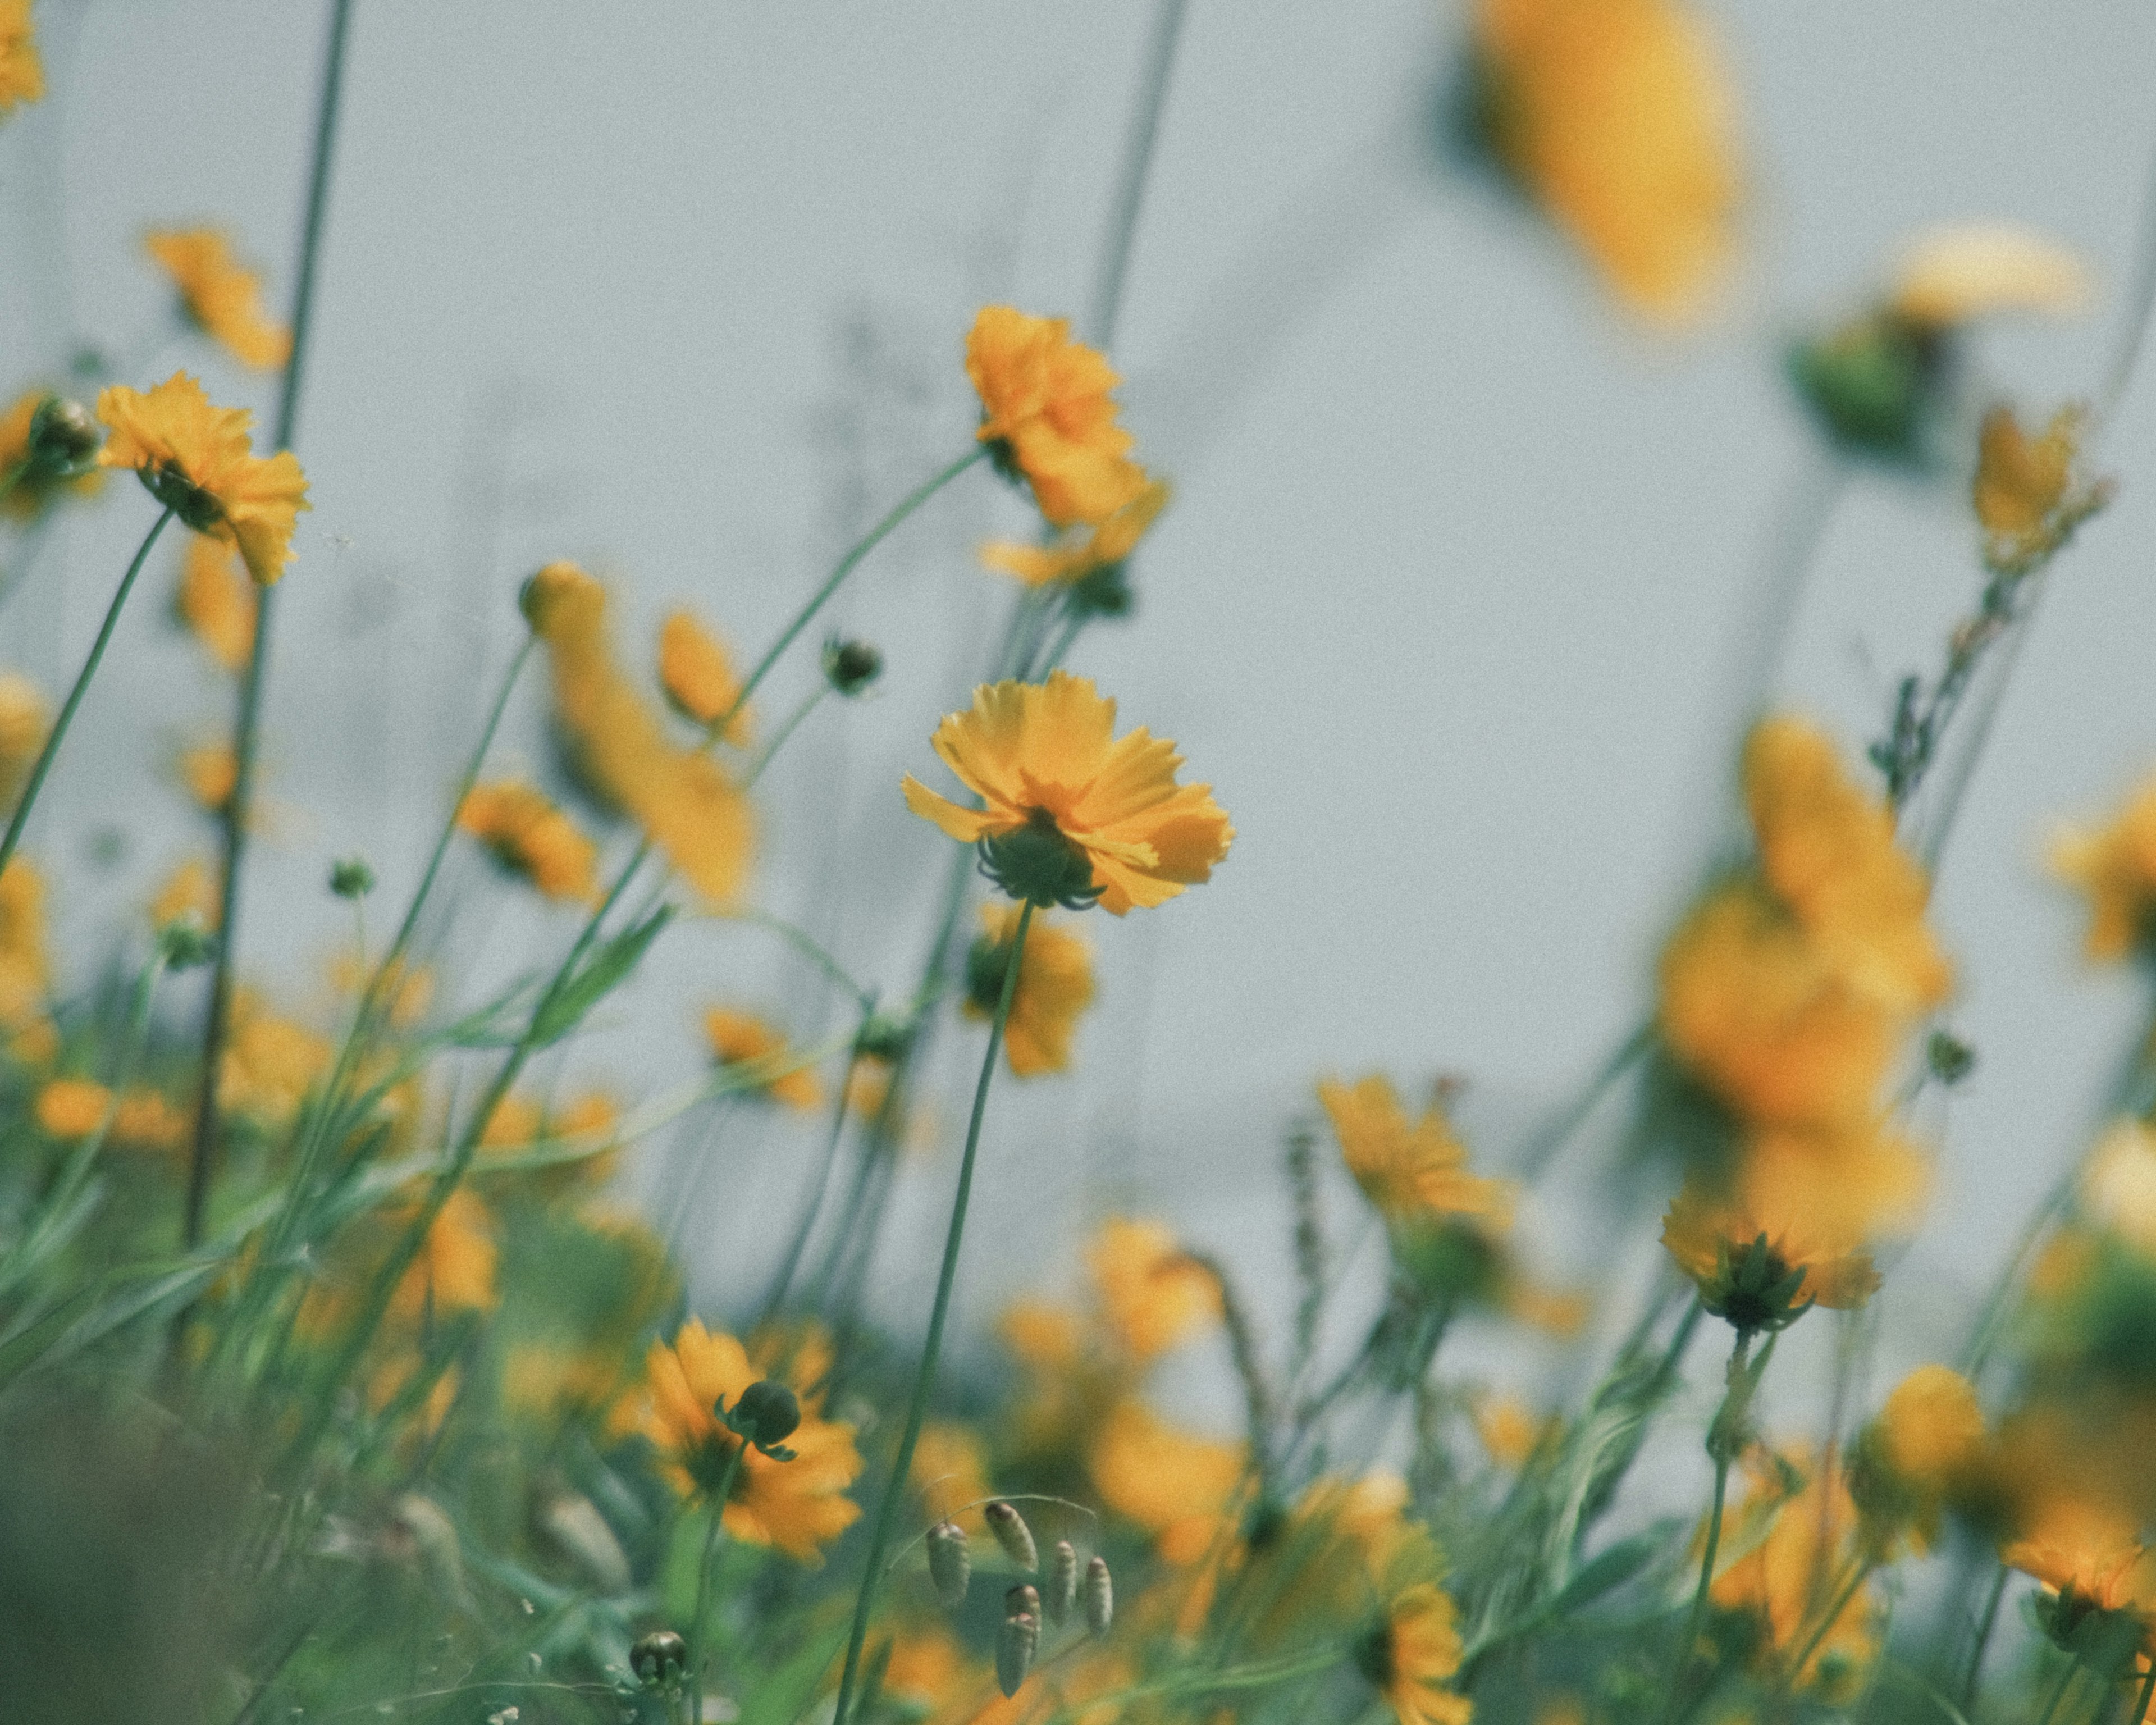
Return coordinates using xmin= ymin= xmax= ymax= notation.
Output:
xmin=1960 ymin=1560 xmax=2009 ymax=1711
xmin=1783 ymin=1557 xmax=1870 ymax=1692
xmin=2033 ymin=1658 xmax=2082 ymax=1725
xmin=688 ymin=1442 xmax=747 ymax=1725
xmin=184 ymin=0 xmax=355 ymax=1252
xmin=759 ymin=1006 xmax=875 ymax=1326
xmin=2132 ymin=1656 xmax=2156 ymax=1725
xmin=829 ymin=899 xmax=1034 ymax=1725
xmin=1664 ymin=1330 xmax=1752 ymax=1722
xmin=0 ymin=505 xmax=173 ymax=883
xmin=743 ymin=684 xmax=827 ymax=784
xmin=1089 ymin=0 xmax=1189 ymax=349
xmin=1511 ymin=1018 xmax=1654 ymax=1181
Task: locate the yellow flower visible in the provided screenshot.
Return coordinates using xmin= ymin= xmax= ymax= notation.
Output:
xmin=1660 ymin=1180 xmax=1880 ymax=1325
xmin=1473 ymin=1395 xmax=1547 ymax=1470
xmin=150 ymin=856 xmax=219 ymax=933
xmin=614 ymin=1317 xmax=863 ymax=1559
xmin=0 ymin=856 xmax=48 ymax=1025
xmin=965 ymin=903 xmax=1095 ymax=1076
xmin=979 ymin=478 xmax=1172 ymax=587
xmin=657 ymin=609 xmax=753 ymax=745
xmin=386 ymin=1187 xmax=499 ymax=1322
xmin=111 ymin=1089 xmax=186 ymax=1154
xmin=1318 ymin=1074 xmax=1515 ymax=1230
xmin=910 ymin=1421 xmax=994 ymax=1529
xmin=173 ymin=536 xmax=257 ymax=674
xmin=457 ymin=779 xmax=601 ymax=905
xmin=524 ymin=563 xmax=755 ymax=905
xmin=35 ymin=1077 xmax=110 ymax=1138
xmin=2081 ymin=1120 xmax=2156 ymax=1255
xmin=1974 ymin=403 xmax=2105 ymax=572
xmin=179 ymin=741 xmax=238 ymax=815
xmin=878 ymin=1627 xmax=974 ymax=1714
xmin=1874 ymin=1365 xmax=1985 ymax=1494
xmin=0 ymin=0 xmax=42 ymax=115
xmin=144 ymin=227 xmax=292 ymax=372
xmin=1089 ymin=1399 xmax=1244 ymax=1564
xmin=1359 ymin=1583 xmax=1472 ymax=1725
xmin=1086 ymin=1217 xmax=1221 ymax=1360
xmin=966 ymin=307 xmax=1150 ymax=528
xmin=478 ymin=1089 xmax=621 ymax=1191
xmin=901 ymin=670 xmax=1233 ymax=915
xmin=95 ymin=373 xmax=309 ymax=585
xmin=1469 ymin=0 xmax=1741 ymax=322
xmin=0 ymin=672 xmax=45 ymax=809
xmin=2053 ymin=777 xmax=2156 ymax=963
xmin=0 ymin=389 xmax=102 ymax=522
xmin=218 ymin=988 xmax=331 ymax=1125
xmin=705 ymin=1007 xmax=822 ymax=1111
xmin=1889 ymin=225 xmax=2090 ymax=329
xmin=1708 ymin=1446 xmax=1875 ymax=1695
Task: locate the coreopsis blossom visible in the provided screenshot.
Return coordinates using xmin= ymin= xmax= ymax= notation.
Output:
xmin=1467 ymin=0 xmax=1741 ymax=322
xmin=1086 ymin=1217 xmax=1221 ymax=1360
xmin=523 ymin=562 xmax=754 ymax=905
xmin=1850 ymin=1364 xmax=1985 ymax=1554
xmin=95 ymin=373 xmax=309 ymax=584
xmin=457 ymin=779 xmax=601 ymax=905
xmin=386 ymin=1187 xmax=499 ymax=1323
xmin=2005 ymin=1507 xmax=2156 ymax=1674
xmin=657 ymin=609 xmax=752 ymax=744
xmin=705 ymin=1007 xmax=821 ymax=1111
xmin=1473 ymin=1395 xmax=1547 ymax=1470
xmin=966 ymin=307 xmax=1150 ymax=528
xmin=1708 ymin=1447 xmax=1876 ymax=1695
xmin=0 ymin=672 xmax=45 ymax=808
xmin=902 ymin=670 xmax=1232 ymax=915
xmin=218 ymin=988 xmax=331 ymax=1125
xmin=0 ymin=1 xmax=41 ymax=114
xmin=1973 ymin=403 xmax=2107 ymax=574
xmin=35 ymin=1077 xmax=109 ymax=1139
xmin=111 ymin=1089 xmax=186 ymax=1153
xmin=144 ymin=227 xmax=293 ymax=371
xmin=1889 ymin=225 xmax=2090 ymax=329
xmin=0 ymin=389 xmax=102 ymax=522
xmin=965 ymin=903 xmax=1095 ymax=1076
xmin=1088 ymin=1399 xmax=1244 ymax=1564
xmin=978 ymin=477 xmax=1171 ymax=588
xmin=2053 ymin=777 xmax=2156 ymax=963
xmin=1357 ymin=1583 xmax=1472 ymax=1725
xmin=173 ymin=536 xmax=256 ymax=673
xmin=0 ymin=856 xmax=48 ymax=1025
xmin=150 ymin=856 xmax=219 ymax=933
xmin=1661 ymin=1182 xmax=1879 ymax=1327
xmin=1319 ymin=1074 xmax=1515 ymax=1230
xmin=614 ymin=1318 xmax=863 ymax=1559
xmin=179 ymin=741 xmax=238 ymax=815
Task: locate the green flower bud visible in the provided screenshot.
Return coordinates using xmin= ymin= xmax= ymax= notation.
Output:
xmin=727 ymin=1379 xmax=801 ymax=1454
xmin=821 ymin=635 xmax=883 ymax=697
xmin=25 ymin=396 xmax=99 ymax=478
xmin=330 ymin=856 xmax=376 ymax=900
xmin=631 ymin=1628 xmax=687 ymax=1688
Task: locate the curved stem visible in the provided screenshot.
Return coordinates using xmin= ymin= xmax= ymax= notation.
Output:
xmin=744 ymin=684 xmax=828 ymax=784
xmin=829 ymin=899 xmax=1034 ymax=1725
xmin=0 ymin=505 xmax=173 ymax=882
xmin=1959 ymin=1559 xmax=2009 ymax=1709
xmin=1089 ymin=0 xmax=1189 ymax=349
xmin=759 ymin=1007 xmax=875 ymax=1326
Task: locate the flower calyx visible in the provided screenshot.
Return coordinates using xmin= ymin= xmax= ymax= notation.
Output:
xmin=976 ymin=806 xmax=1103 ymax=911
xmin=1698 ymin=1230 xmax=1815 ymax=1337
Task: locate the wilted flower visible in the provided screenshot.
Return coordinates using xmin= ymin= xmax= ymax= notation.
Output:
xmin=457 ymin=779 xmax=601 ymax=905
xmin=964 ymin=903 xmax=1094 ymax=1076
xmin=966 ymin=307 xmax=1150 ymax=528
xmin=96 ymin=373 xmax=309 ymax=584
xmin=144 ymin=227 xmax=293 ymax=371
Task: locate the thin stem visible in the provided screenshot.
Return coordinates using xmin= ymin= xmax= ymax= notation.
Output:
xmin=1089 ymin=0 xmax=1189 ymax=349
xmin=1664 ymin=1330 xmax=1752 ymax=1722
xmin=1783 ymin=1557 xmax=1870 ymax=1692
xmin=185 ymin=0 xmax=356 ymax=1251
xmin=2034 ymin=1658 xmax=2082 ymax=1725
xmin=829 ymin=899 xmax=1034 ymax=1725
xmin=0 ymin=505 xmax=174 ymax=882
xmin=688 ymin=1443 xmax=747 ymax=1725
xmin=1511 ymin=1018 xmax=1653 ymax=1181
xmin=759 ymin=1007 xmax=876 ymax=1326
xmin=2132 ymin=1656 xmax=2156 ymax=1725
xmin=1960 ymin=1560 xmax=2009 ymax=1709
xmin=2099 ymin=124 xmax=2156 ymax=423
xmin=744 ymin=684 xmax=828 ymax=785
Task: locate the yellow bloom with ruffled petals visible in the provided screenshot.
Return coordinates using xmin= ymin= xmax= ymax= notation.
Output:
xmin=1359 ymin=1583 xmax=1472 ymax=1725
xmin=144 ymin=227 xmax=292 ymax=371
xmin=0 ymin=1 xmax=42 ymax=115
xmin=902 ymin=670 xmax=1232 ymax=915
xmin=458 ymin=779 xmax=601 ymax=905
xmin=979 ymin=478 xmax=1171 ymax=587
xmin=965 ymin=902 xmax=1095 ymax=1076
xmin=1319 ymin=1074 xmax=1515 ymax=1230
xmin=1087 ymin=1216 xmax=1221 ymax=1360
xmin=966 ymin=307 xmax=1150 ymax=528
xmin=96 ymin=373 xmax=309 ymax=585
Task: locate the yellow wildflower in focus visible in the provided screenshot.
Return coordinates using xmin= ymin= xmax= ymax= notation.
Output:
xmin=0 ymin=856 xmax=48 ymax=1025
xmin=614 ymin=1317 xmax=862 ymax=1559
xmin=966 ymin=307 xmax=1150 ymax=528
xmin=1889 ymin=225 xmax=2091 ymax=329
xmin=910 ymin=1421 xmax=994 ymax=1528
xmin=144 ymin=228 xmax=292 ymax=372
xmin=524 ymin=563 xmax=755 ymax=905
xmin=979 ymin=478 xmax=1171 ymax=587
xmin=0 ymin=1 xmax=41 ymax=114
xmin=1709 ymin=1447 xmax=1875 ymax=1695
xmin=0 ymin=389 xmax=101 ymax=522
xmin=705 ymin=1007 xmax=822 ymax=1111
xmin=1087 ymin=1217 xmax=1221 ymax=1360
xmin=219 ymin=989 xmax=331 ymax=1125
xmin=1319 ymin=1074 xmax=1515 ymax=1230
xmin=173 ymin=536 xmax=257 ymax=674
xmin=179 ymin=742 xmax=238 ymax=815
xmin=1358 ymin=1582 xmax=1472 ymax=1725
xmin=457 ymin=779 xmax=601 ymax=905
xmin=35 ymin=1076 xmax=110 ymax=1138
xmin=0 ymin=672 xmax=46 ymax=809
xmin=386 ymin=1187 xmax=499 ymax=1323
xmin=1089 ymin=1399 xmax=1245 ymax=1564
xmin=965 ymin=903 xmax=1094 ymax=1076
xmin=902 ymin=670 xmax=1233 ymax=915
xmin=1469 ymin=0 xmax=1741 ymax=322
xmin=96 ymin=373 xmax=309 ymax=585
xmin=1661 ymin=1181 xmax=1880 ymax=1326
xmin=150 ymin=856 xmax=220 ymax=933
xmin=657 ymin=609 xmax=753 ymax=745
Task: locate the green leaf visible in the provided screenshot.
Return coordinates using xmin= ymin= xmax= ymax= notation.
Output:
xmin=529 ymin=907 xmax=674 ymax=1049
xmin=1547 ymin=1520 xmax=1682 ymax=1617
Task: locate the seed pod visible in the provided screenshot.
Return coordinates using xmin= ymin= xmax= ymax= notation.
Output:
xmin=926 ymin=1520 xmax=971 ymax=1606
xmin=1005 ymin=1582 xmax=1039 ymax=1621
xmin=985 ymin=1499 xmax=1038 ymax=1572
xmin=996 ymin=1610 xmax=1040 ymax=1698
xmin=1084 ymin=1555 xmax=1113 ymax=1634
xmin=1045 ymin=1540 xmax=1078 ymax=1625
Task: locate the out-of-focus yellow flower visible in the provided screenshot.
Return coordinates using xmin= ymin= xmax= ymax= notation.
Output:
xmin=979 ymin=478 xmax=1171 ymax=587
xmin=457 ymin=779 xmax=601 ymax=905
xmin=0 ymin=856 xmax=48 ymax=1026
xmin=614 ymin=1317 xmax=863 ymax=1559
xmin=144 ymin=227 xmax=292 ymax=372
xmin=966 ymin=307 xmax=1150 ymax=528
xmin=1001 ymin=1298 xmax=1086 ymax=1373
xmin=35 ymin=1076 xmax=109 ymax=1138
xmin=364 ymin=1351 xmax=462 ymax=1449
xmin=0 ymin=389 xmax=101 ymax=522
xmin=1468 ymin=0 xmax=1741 ymax=323
xmin=503 ymin=1342 xmax=631 ymax=1426
xmin=1359 ymin=1582 xmax=1472 ymax=1725
xmin=1709 ymin=1447 xmax=1875 ymax=1695
xmin=705 ymin=1007 xmax=822 ymax=1111
xmin=0 ymin=672 xmax=46 ymax=809
xmin=2054 ymin=778 xmax=2156 ymax=964
xmin=179 ymin=741 xmax=238 ymax=815
xmin=386 ymin=1186 xmax=499 ymax=1322
xmin=2003 ymin=1502 xmax=2156 ymax=1670
xmin=524 ymin=563 xmax=755 ymax=905
xmin=2081 ymin=1121 xmax=2156 ymax=1256
xmin=219 ymin=988 xmax=331 ymax=1125
xmin=1086 ymin=1217 xmax=1221 ymax=1360
xmin=96 ymin=373 xmax=309 ymax=585
xmin=1319 ymin=1074 xmax=1515 ymax=1230
xmin=965 ymin=903 xmax=1095 ymax=1076
xmin=904 ymin=671 xmax=1232 ymax=916
xmin=1661 ymin=1181 xmax=1880 ymax=1325
xmin=327 ymin=948 xmax=434 ymax=1030
xmin=150 ymin=856 xmax=219 ymax=933
xmin=1889 ymin=226 xmax=2091 ymax=330
xmin=111 ymin=1088 xmax=186 ymax=1154
xmin=657 ymin=609 xmax=753 ymax=745
xmin=0 ymin=1 xmax=42 ymax=115
xmin=1089 ymin=1399 xmax=1244 ymax=1565
xmin=173 ymin=536 xmax=257 ymax=674
xmin=910 ymin=1421 xmax=994 ymax=1529
xmin=479 ymin=1089 xmax=621 ymax=1190
xmin=1851 ymin=1363 xmax=1985 ymax=1555
xmin=1473 ymin=1395 xmax=1547 ymax=1470
xmin=1973 ymin=403 xmax=2106 ymax=573
xmin=879 ymin=1627 xmax=974 ymax=1715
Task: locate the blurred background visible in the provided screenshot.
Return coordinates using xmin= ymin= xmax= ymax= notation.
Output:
xmin=4 ymin=0 xmax=2156 ymax=1430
